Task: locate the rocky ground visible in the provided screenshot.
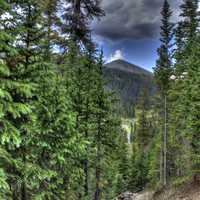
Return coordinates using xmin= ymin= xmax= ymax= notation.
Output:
xmin=115 ymin=179 xmax=200 ymax=200
xmin=114 ymin=191 xmax=154 ymax=200
xmin=153 ymin=179 xmax=200 ymax=200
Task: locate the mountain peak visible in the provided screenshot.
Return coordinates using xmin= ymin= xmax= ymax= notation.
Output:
xmin=103 ymin=59 xmax=155 ymax=117
xmin=105 ymin=59 xmax=152 ymax=76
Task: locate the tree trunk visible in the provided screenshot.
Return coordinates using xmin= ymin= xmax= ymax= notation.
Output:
xmin=84 ymin=101 xmax=89 ymax=197
xmin=163 ymin=95 xmax=167 ymax=186
xmin=21 ymin=149 xmax=27 ymax=200
xmin=72 ymin=0 xmax=81 ymax=42
xmin=94 ymin=109 xmax=102 ymax=200
xmin=94 ymin=164 xmax=100 ymax=200
xmin=12 ymin=184 xmax=18 ymax=200
xmin=94 ymin=133 xmax=101 ymax=200
xmin=160 ymin=95 xmax=167 ymax=186
xmin=160 ymin=146 xmax=163 ymax=184
xmin=84 ymin=159 xmax=89 ymax=196
xmin=21 ymin=181 xmax=27 ymax=200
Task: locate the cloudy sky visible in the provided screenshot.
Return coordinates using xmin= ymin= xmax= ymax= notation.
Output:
xmin=92 ymin=0 xmax=181 ymax=71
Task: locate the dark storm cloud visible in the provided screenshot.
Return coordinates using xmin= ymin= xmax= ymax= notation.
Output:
xmin=93 ymin=0 xmax=180 ymax=41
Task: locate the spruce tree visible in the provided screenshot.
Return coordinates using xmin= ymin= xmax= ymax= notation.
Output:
xmin=32 ymin=5 xmax=84 ymax=196
xmin=169 ymin=0 xmax=200 ymax=183
xmin=0 ymin=2 xmax=30 ymax=198
xmin=170 ymin=36 xmax=200 ymax=182
xmin=129 ymin=89 xmax=151 ymax=191
xmin=59 ymin=1 xmax=106 ymax=195
xmin=92 ymin=52 xmax=121 ymax=200
xmin=154 ymin=0 xmax=173 ymax=93
xmin=43 ymin=0 xmax=60 ymax=58
xmin=60 ymin=1 xmax=101 ymax=192
xmin=0 ymin=1 xmax=44 ymax=198
xmin=136 ymin=89 xmax=151 ymax=148
xmin=177 ymin=0 xmax=199 ymax=45
xmin=61 ymin=0 xmax=104 ymax=49
xmin=175 ymin=0 xmax=199 ymax=73
xmin=186 ymin=41 xmax=200 ymax=178
xmin=154 ymin=0 xmax=174 ymax=186
xmin=115 ymin=130 xmax=130 ymax=195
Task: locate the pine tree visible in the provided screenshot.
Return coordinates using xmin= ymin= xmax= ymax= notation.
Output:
xmin=177 ymin=0 xmax=199 ymax=45
xmin=43 ymin=0 xmax=60 ymax=59
xmin=60 ymin=1 xmax=102 ymax=192
xmin=115 ymin=130 xmax=130 ymax=195
xmin=32 ymin=5 xmax=85 ymax=196
xmin=61 ymin=0 xmax=104 ymax=49
xmin=136 ymin=89 xmax=151 ymax=148
xmin=129 ymin=89 xmax=151 ymax=191
xmin=168 ymin=0 xmax=200 ymax=184
xmin=0 ymin=2 xmax=30 ymax=198
xmin=154 ymin=0 xmax=173 ymax=93
xmin=92 ymin=52 xmax=121 ymax=200
xmin=186 ymin=41 xmax=200 ymax=178
xmin=170 ymin=36 xmax=200 ymax=182
xmin=58 ymin=43 xmax=95 ymax=198
xmin=154 ymin=0 xmax=174 ymax=186
xmin=0 ymin=1 xmax=45 ymax=198
xmin=175 ymin=0 xmax=199 ymax=73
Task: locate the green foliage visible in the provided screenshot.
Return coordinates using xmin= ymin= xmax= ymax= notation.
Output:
xmin=103 ymin=60 xmax=155 ymax=118
xmin=0 ymin=168 xmax=10 ymax=198
xmin=169 ymin=36 xmax=200 ymax=182
xmin=159 ymin=0 xmax=200 ymax=188
xmin=154 ymin=0 xmax=173 ymax=93
xmin=115 ymin=130 xmax=130 ymax=194
xmin=61 ymin=0 xmax=104 ymax=49
xmin=128 ymin=89 xmax=153 ymax=192
xmin=1 ymin=0 xmax=200 ymax=198
xmin=175 ymin=0 xmax=199 ymax=73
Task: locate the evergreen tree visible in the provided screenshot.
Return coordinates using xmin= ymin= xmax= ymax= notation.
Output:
xmin=154 ymin=0 xmax=173 ymax=93
xmin=115 ymin=130 xmax=130 ymax=195
xmin=59 ymin=1 xmax=106 ymax=196
xmin=92 ymin=53 xmax=121 ymax=200
xmin=129 ymin=89 xmax=151 ymax=191
xmin=61 ymin=0 xmax=104 ymax=49
xmin=0 ymin=2 xmax=32 ymax=198
xmin=186 ymin=41 xmax=200 ymax=178
xmin=43 ymin=0 xmax=60 ymax=58
xmin=175 ymin=0 xmax=199 ymax=73
xmin=169 ymin=36 xmax=200 ymax=183
xmin=177 ymin=0 xmax=199 ymax=46
xmin=0 ymin=0 xmax=130 ymax=198
xmin=168 ymin=0 xmax=200 ymax=184
xmin=0 ymin=1 xmax=45 ymax=198
xmin=154 ymin=0 xmax=174 ymax=186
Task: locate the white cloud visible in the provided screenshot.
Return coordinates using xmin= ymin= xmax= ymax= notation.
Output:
xmin=107 ymin=49 xmax=124 ymax=63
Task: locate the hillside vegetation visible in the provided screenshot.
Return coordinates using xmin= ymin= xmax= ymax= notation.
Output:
xmin=0 ymin=0 xmax=200 ymax=199
xmin=103 ymin=60 xmax=155 ymax=117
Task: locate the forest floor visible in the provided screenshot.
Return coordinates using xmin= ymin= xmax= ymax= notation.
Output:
xmin=153 ymin=179 xmax=200 ymax=200
xmin=115 ymin=179 xmax=200 ymax=200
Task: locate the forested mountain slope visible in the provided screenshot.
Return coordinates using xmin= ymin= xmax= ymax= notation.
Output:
xmin=103 ymin=60 xmax=155 ymax=116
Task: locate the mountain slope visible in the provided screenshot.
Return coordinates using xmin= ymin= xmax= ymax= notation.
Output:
xmin=103 ymin=59 xmax=155 ymax=116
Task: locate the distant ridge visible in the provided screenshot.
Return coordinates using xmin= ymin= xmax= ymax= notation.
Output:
xmin=103 ymin=59 xmax=155 ymax=117
xmin=105 ymin=59 xmax=153 ymax=76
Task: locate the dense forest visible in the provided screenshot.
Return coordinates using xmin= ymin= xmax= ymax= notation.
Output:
xmin=0 ymin=0 xmax=200 ymax=200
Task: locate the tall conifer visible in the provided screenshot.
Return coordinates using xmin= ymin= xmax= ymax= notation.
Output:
xmin=61 ymin=0 xmax=104 ymax=49
xmin=175 ymin=0 xmax=199 ymax=73
xmin=154 ymin=0 xmax=174 ymax=186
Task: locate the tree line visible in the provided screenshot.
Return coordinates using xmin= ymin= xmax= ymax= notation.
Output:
xmin=1 ymin=0 xmax=200 ymax=199
xmin=0 ymin=0 xmax=129 ymax=199
xmin=125 ymin=0 xmax=200 ymax=192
